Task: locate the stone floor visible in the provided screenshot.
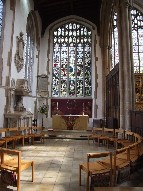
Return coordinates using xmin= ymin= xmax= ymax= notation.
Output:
xmin=1 ymin=130 xmax=143 ymax=191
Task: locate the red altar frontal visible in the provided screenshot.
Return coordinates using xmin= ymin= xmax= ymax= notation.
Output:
xmin=52 ymin=115 xmax=89 ymax=130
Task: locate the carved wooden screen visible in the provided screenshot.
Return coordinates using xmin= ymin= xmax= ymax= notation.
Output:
xmin=106 ymin=63 xmax=119 ymax=129
xmin=134 ymin=74 xmax=143 ymax=110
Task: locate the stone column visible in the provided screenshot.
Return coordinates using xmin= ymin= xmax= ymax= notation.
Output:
xmin=116 ymin=0 xmax=133 ymax=130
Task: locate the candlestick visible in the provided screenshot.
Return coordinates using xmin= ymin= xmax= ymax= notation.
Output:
xmin=57 ymin=102 xmax=59 ymax=110
xmin=83 ymin=102 xmax=85 ymax=115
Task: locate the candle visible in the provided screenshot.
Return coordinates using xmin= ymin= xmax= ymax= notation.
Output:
xmin=57 ymin=102 xmax=59 ymax=109
xmin=83 ymin=102 xmax=84 ymax=108
xmin=83 ymin=102 xmax=85 ymax=115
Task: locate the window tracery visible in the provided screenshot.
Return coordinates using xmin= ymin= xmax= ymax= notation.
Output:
xmin=131 ymin=8 xmax=143 ymax=73
xmin=52 ymin=22 xmax=92 ymax=97
xmin=24 ymin=16 xmax=35 ymax=91
xmin=111 ymin=11 xmax=119 ymax=69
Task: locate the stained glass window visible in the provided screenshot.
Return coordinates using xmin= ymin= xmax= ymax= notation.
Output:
xmin=0 ymin=0 xmax=4 ymax=41
xmin=111 ymin=11 xmax=119 ymax=69
xmin=131 ymin=8 xmax=143 ymax=73
xmin=52 ymin=22 xmax=92 ymax=97
xmin=24 ymin=33 xmax=34 ymax=90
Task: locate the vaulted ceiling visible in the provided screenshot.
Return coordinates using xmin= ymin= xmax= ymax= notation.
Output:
xmin=33 ymin=0 xmax=102 ymax=35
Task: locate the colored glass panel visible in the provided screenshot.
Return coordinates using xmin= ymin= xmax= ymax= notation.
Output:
xmin=111 ymin=11 xmax=119 ymax=69
xmin=0 ymin=0 xmax=3 ymax=40
xmin=52 ymin=22 xmax=92 ymax=97
xmin=131 ymin=8 xmax=143 ymax=73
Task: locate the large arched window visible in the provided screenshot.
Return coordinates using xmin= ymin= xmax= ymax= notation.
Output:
xmin=131 ymin=8 xmax=143 ymax=108
xmin=24 ymin=16 xmax=35 ymax=91
xmin=0 ymin=0 xmax=4 ymax=41
xmin=52 ymin=22 xmax=92 ymax=97
xmin=24 ymin=33 xmax=34 ymax=90
xmin=0 ymin=0 xmax=4 ymax=85
xmin=111 ymin=11 xmax=119 ymax=69
xmin=131 ymin=8 xmax=143 ymax=73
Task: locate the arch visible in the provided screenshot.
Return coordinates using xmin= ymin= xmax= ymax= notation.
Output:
xmin=44 ymin=15 xmax=103 ymax=119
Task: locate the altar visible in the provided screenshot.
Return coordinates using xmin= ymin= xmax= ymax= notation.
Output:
xmin=52 ymin=115 xmax=89 ymax=130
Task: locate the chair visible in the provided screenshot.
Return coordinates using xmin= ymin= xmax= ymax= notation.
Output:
xmin=31 ymin=126 xmax=45 ymax=144
xmin=129 ymin=142 xmax=141 ymax=174
xmin=19 ymin=127 xmax=34 ymax=145
xmin=79 ymin=151 xmax=112 ymax=191
xmin=88 ymin=127 xmax=103 ymax=144
xmin=0 ymin=128 xmax=15 ymax=148
xmin=113 ymin=147 xmax=130 ymax=185
xmin=0 ymin=147 xmax=34 ymax=191
xmin=117 ymin=130 xmax=133 ymax=147
xmin=7 ymin=127 xmax=25 ymax=148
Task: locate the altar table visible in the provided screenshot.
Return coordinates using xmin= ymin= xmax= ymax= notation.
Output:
xmin=52 ymin=115 xmax=89 ymax=130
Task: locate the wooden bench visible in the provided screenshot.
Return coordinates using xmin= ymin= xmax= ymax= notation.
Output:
xmin=0 ymin=147 xmax=34 ymax=191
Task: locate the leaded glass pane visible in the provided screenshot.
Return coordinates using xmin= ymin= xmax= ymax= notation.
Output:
xmin=24 ymin=33 xmax=34 ymax=90
xmin=52 ymin=22 xmax=92 ymax=97
xmin=131 ymin=8 xmax=143 ymax=73
xmin=0 ymin=0 xmax=4 ymax=40
xmin=111 ymin=12 xmax=119 ymax=69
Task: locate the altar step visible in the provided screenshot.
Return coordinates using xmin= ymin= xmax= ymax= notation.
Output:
xmin=44 ymin=129 xmax=92 ymax=140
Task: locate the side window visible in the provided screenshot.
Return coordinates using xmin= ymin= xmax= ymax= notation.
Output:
xmin=131 ymin=8 xmax=143 ymax=73
xmin=0 ymin=0 xmax=4 ymax=85
xmin=111 ymin=11 xmax=119 ymax=69
xmin=24 ymin=15 xmax=35 ymax=91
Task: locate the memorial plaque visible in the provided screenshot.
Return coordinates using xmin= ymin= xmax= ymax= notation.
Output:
xmin=37 ymin=75 xmax=48 ymax=91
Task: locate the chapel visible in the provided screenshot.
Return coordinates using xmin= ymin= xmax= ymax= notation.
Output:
xmin=0 ymin=0 xmax=143 ymax=190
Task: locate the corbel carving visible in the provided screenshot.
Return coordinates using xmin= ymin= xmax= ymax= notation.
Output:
xmin=14 ymin=32 xmax=25 ymax=72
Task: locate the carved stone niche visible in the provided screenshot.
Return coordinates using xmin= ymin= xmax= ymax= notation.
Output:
xmin=15 ymin=79 xmax=30 ymax=96
xmin=14 ymin=32 xmax=25 ymax=73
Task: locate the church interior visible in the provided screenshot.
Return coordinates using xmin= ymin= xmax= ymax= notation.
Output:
xmin=0 ymin=0 xmax=143 ymax=190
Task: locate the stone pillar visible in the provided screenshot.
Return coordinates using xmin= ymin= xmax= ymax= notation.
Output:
xmin=116 ymin=0 xmax=133 ymax=130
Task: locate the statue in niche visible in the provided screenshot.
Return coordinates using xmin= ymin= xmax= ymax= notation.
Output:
xmin=14 ymin=32 xmax=25 ymax=72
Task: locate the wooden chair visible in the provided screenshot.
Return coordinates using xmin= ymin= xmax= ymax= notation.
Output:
xmin=113 ymin=147 xmax=130 ymax=185
xmin=31 ymin=126 xmax=45 ymax=144
xmin=88 ymin=127 xmax=103 ymax=144
xmin=0 ymin=128 xmax=15 ymax=148
xmin=79 ymin=151 xmax=112 ymax=191
xmin=129 ymin=142 xmax=141 ymax=174
xmin=19 ymin=127 xmax=34 ymax=145
xmin=0 ymin=147 xmax=34 ymax=191
xmin=108 ymin=129 xmax=125 ymax=149
xmin=0 ymin=129 xmax=6 ymax=147
xmin=103 ymin=128 xmax=114 ymax=137
xmin=7 ymin=127 xmax=25 ymax=148
xmin=117 ymin=130 xmax=133 ymax=147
